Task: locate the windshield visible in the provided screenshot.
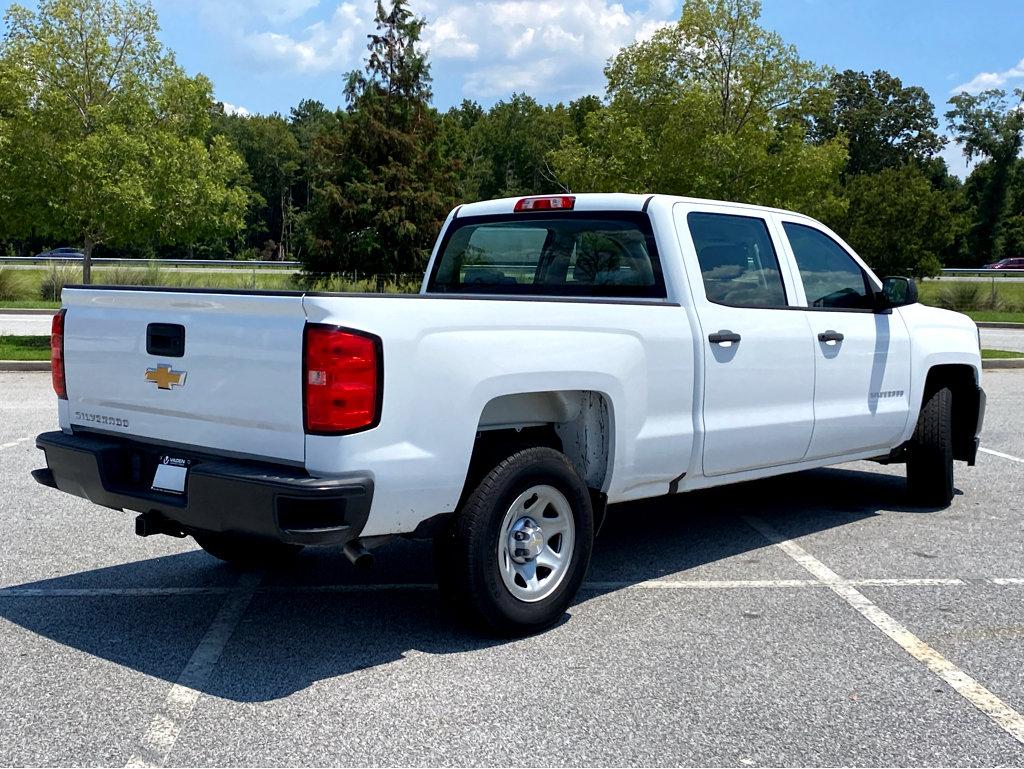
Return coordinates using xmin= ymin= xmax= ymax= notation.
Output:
xmin=426 ymin=212 xmax=666 ymax=298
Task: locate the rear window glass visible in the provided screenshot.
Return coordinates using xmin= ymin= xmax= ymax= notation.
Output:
xmin=426 ymin=213 xmax=666 ymax=298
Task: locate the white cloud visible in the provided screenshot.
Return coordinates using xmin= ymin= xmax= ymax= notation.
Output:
xmin=221 ymin=101 xmax=251 ymax=117
xmin=421 ymin=0 xmax=678 ymax=99
xmin=951 ymin=57 xmax=1024 ymax=95
xmin=234 ymin=2 xmax=374 ymax=74
xmin=180 ymin=0 xmax=678 ymax=101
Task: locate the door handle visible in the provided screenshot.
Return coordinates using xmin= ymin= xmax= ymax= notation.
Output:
xmin=818 ymin=330 xmax=844 ymax=345
xmin=709 ymin=330 xmax=741 ymax=345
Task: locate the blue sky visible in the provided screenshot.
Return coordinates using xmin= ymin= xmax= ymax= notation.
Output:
xmin=7 ymin=1 xmax=1024 ymax=175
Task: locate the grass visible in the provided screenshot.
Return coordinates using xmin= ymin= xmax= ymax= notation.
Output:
xmin=981 ymin=348 xmax=1024 ymax=360
xmin=0 ymin=299 xmax=61 ymax=309
xmin=0 ymin=335 xmax=50 ymax=361
xmin=965 ymin=310 xmax=1024 ymax=324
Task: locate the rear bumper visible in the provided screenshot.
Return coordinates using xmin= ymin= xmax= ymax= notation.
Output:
xmin=34 ymin=430 xmax=372 ymax=546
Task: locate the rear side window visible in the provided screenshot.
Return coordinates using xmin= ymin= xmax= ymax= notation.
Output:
xmin=427 ymin=212 xmax=666 ymax=298
xmin=687 ymin=212 xmax=787 ymax=308
xmin=783 ymin=222 xmax=874 ymax=310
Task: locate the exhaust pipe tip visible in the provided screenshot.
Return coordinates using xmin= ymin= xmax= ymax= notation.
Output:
xmin=343 ymin=539 xmax=374 ymax=570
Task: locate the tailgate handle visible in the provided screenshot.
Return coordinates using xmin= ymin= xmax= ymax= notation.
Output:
xmin=147 ymin=323 xmax=185 ymax=358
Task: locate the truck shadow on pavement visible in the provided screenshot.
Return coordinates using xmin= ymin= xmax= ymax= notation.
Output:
xmin=0 ymin=465 xmax=953 ymax=702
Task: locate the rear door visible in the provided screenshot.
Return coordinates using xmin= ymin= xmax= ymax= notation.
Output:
xmin=775 ymin=218 xmax=912 ymax=459
xmin=675 ymin=204 xmax=815 ymax=476
xmin=61 ymin=288 xmax=308 ymax=463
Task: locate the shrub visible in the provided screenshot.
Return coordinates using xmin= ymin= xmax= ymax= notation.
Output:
xmin=38 ymin=264 xmax=82 ymax=301
xmin=100 ymin=264 xmax=161 ymax=287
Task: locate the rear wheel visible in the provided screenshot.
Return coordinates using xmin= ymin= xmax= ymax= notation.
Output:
xmin=906 ymin=386 xmax=954 ymax=507
xmin=435 ymin=447 xmax=594 ymax=636
xmin=194 ymin=532 xmax=303 ymax=567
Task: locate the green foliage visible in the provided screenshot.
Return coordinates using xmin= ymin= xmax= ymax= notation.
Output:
xmin=947 ymin=89 xmax=1024 ymax=263
xmin=811 ymin=70 xmax=945 ymax=176
xmin=38 ymin=264 xmax=82 ymax=301
xmin=301 ymin=0 xmax=458 ymax=277
xmin=216 ymin=112 xmax=302 ymax=259
xmin=0 ymin=267 xmax=22 ymax=300
xmin=549 ymin=0 xmax=847 ymax=220
xmin=442 ymin=93 xmax=597 ymax=201
xmin=933 ymin=281 xmax=1012 ymax=313
xmin=0 ymin=335 xmax=51 ymax=361
xmin=0 ymin=0 xmax=251 ymax=281
xmin=834 ymin=165 xmax=961 ymax=278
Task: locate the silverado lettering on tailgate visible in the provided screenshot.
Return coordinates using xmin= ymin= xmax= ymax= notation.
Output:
xmin=74 ymin=412 xmax=130 ymax=429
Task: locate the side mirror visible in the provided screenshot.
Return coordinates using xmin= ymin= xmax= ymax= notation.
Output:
xmin=879 ymin=276 xmax=918 ymax=309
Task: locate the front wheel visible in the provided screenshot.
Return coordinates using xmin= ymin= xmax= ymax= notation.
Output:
xmin=435 ymin=447 xmax=595 ymax=636
xmin=194 ymin=532 xmax=303 ymax=567
xmin=906 ymin=386 xmax=954 ymax=507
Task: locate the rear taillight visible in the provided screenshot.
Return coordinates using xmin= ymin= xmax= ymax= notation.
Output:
xmin=51 ymin=309 xmax=67 ymax=399
xmin=303 ymin=324 xmax=381 ymax=434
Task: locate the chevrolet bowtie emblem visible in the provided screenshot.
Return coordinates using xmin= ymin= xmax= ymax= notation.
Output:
xmin=145 ymin=364 xmax=187 ymax=390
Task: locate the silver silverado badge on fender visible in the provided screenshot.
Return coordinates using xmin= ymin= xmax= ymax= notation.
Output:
xmin=145 ymin=363 xmax=187 ymax=390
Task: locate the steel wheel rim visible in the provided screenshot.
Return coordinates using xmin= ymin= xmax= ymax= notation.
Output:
xmin=497 ymin=484 xmax=575 ymax=603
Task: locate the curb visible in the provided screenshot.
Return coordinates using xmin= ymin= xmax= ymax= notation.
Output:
xmin=977 ymin=321 xmax=1024 ymax=329
xmin=0 ymin=361 xmax=51 ymax=371
xmin=982 ymin=359 xmax=1024 ymax=370
xmin=0 ymin=309 xmax=57 ymax=316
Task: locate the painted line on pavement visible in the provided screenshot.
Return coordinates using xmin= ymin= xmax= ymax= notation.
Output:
xmin=124 ymin=571 xmax=263 ymax=768
xmin=744 ymin=514 xmax=1024 ymax=748
xmin=980 ymin=447 xmax=1024 ymax=464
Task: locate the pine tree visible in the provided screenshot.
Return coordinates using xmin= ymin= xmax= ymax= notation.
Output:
xmin=302 ymin=0 xmax=458 ymax=279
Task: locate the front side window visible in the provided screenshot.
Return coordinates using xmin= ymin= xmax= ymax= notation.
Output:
xmin=687 ymin=212 xmax=788 ymax=308
xmin=427 ymin=213 xmax=665 ymax=298
xmin=783 ymin=222 xmax=874 ymax=310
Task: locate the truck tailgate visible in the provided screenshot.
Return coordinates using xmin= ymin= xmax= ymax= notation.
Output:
xmin=61 ymin=288 xmax=308 ymax=464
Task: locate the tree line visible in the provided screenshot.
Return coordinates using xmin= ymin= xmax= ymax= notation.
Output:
xmin=1 ymin=0 xmax=1023 ymax=284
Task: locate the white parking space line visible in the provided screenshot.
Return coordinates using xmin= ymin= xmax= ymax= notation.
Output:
xmin=744 ymin=515 xmax=1024 ymax=747
xmin=0 ymin=437 xmax=31 ymax=450
xmin=980 ymin=447 xmax=1024 ymax=464
xmin=124 ymin=571 xmax=263 ymax=769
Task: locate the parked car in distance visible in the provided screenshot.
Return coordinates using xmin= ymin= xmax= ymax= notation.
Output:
xmin=35 ymin=247 xmax=84 ymax=259
xmin=984 ymin=257 xmax=1024 ymax=270
xmin=34 ymin=193 xmax=985 ymax=635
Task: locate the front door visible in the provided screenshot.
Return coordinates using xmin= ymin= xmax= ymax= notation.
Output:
xmin=778 ymin=219 xmax=912 ymax=459
xmin=676 ymin=205 xmax=815 ymax=477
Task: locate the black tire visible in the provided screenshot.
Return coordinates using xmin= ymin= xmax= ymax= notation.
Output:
xmin=906 ymin=385 xmax=954 ymax=507
xmin=193 ymin=532 xmax=303 ymax=567
xmin=434 ymin=447 xmax=595 ymax=636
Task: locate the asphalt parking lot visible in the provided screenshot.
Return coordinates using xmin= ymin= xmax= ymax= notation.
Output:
xmin=2 ymin=371 xmax=1023 ymax=767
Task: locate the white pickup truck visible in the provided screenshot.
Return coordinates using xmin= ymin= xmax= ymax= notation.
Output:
xmin=35 ymin=193 xmax=985 ymax=634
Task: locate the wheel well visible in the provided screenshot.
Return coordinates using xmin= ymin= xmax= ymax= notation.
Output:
xmin=461 ymin=390 xmax=612 ymax=528
xmin=923 ymin=364 xmax=980 ymax=463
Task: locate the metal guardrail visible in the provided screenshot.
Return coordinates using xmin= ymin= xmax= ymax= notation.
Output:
xmin=0 ymin=256 xmax=301 ymax=268
xmin=937 ymin=268 xmax=1024 ymax=276
xmin=2 ymin=257 xmax=1022 ymax=277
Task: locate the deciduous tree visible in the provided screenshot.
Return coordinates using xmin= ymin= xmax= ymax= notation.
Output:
xmin=946 ymin=88 xmax=1024 ymax=263
xmin=0 ymin=0 xmax=249 ymax=281
xmin=549 ymin=0 xmax=847 ymax=219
